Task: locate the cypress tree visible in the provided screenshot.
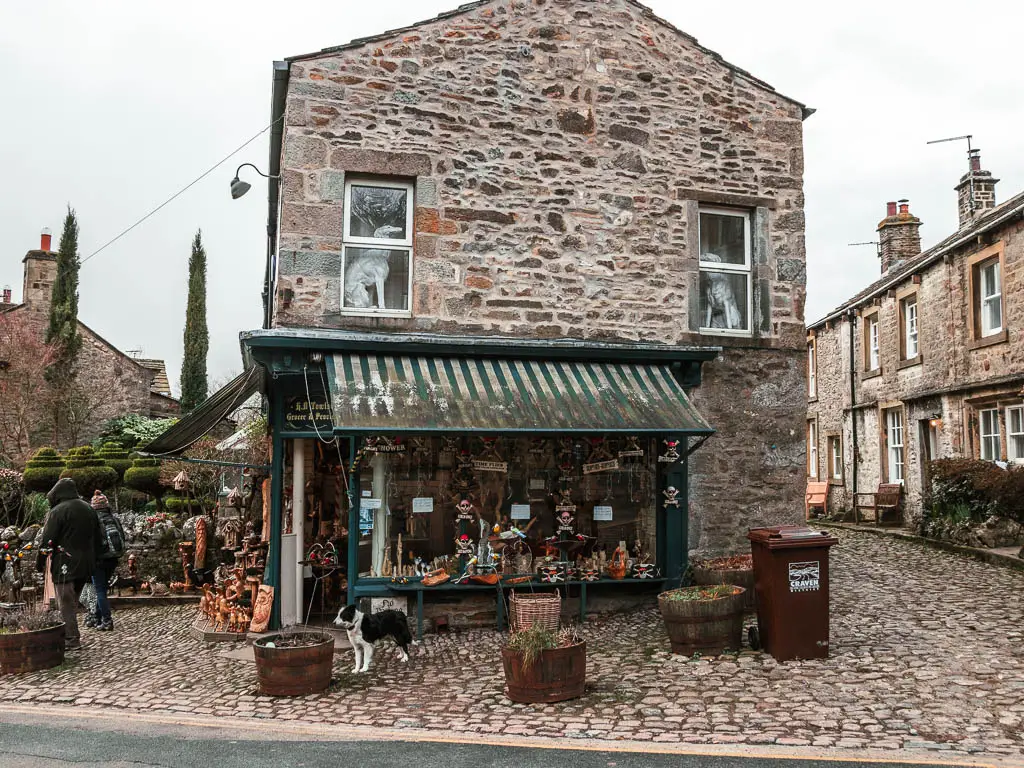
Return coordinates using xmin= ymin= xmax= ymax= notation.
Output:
xmin=180 ymin=230 xmax=209 ymax=412
xmin=46 ymin=206 xmax=82 ymax=380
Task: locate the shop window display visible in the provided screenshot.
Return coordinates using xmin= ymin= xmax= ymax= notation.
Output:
xmin=351 ymin=435 xmax=660 ymax=583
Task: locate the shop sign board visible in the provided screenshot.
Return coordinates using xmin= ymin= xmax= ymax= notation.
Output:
xmin=361 ymin=498 xmax=382 ymax=510
xmin=282 ymin=395 xmax=333 ymax=433
xmin=472 ymin=460 xmax=508 ymax=473
xmin=593 ymin=505 xmax=613 ymax=521
xmin=510 ymin=504 xmax=531 ymax=520
xmin=412 ymin=497 xmax=433 ymax=514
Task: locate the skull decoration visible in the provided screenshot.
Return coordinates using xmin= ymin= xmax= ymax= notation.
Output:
xmin=556 ymin=508 xmax=575 ymax=533
xmin=455 ymin=498 xmax=475 ymax=521
xmin=659 ymin=439 xmax=682 ymax=464
xmin=663 ymin=485 xmax=681 ymax=508
xmin=455 ymin=533 xmax=475 ymax=556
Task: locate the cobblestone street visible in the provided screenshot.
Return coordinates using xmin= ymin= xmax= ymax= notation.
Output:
xmin=1 ymin=530 xmax=1022 ymax=761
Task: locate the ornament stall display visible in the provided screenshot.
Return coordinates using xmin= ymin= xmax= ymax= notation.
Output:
xmin=348 ymin=435 xmax=664 ymax=586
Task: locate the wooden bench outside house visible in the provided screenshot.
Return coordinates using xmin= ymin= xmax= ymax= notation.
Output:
xmin=805 ymin=481 xmax=829 ymax=520
xmin=855 ymin=483 xmax=903 ymax=526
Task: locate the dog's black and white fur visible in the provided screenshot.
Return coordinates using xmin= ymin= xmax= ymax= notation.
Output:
xmin=333 ymin=605 xmax=412 ymax=673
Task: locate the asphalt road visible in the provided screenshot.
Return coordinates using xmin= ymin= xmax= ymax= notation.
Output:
xmin=0 ymin=719 xmax=989 ymax=768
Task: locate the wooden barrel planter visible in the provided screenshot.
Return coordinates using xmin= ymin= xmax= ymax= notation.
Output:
xmin=658 ymin=586 xmax=746 ymax=655
xmin=692 ymin=555 xmax=756 ymax=613
xmin=501 ymin=642 xmax=586 ymax=703
xmin=0 ymin=623 xmax=66 ymax=675
xmin=253 ymin=632 xmax=334 ymax=696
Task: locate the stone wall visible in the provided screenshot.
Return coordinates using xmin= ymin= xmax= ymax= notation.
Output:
xmin=274 ymin=0 xmax=810 ymax=554
xmin=809 ymin=214 xmax=1024 ymax=526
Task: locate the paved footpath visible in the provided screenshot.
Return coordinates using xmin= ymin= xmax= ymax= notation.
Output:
xmin=1 ymin=531 xmax=1021 ymax=763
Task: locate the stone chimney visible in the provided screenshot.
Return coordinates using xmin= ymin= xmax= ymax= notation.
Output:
xmin=2 ymin=285 xmax=11 ymax=304
xmin=22 ymin=228 xmax=58 ymax=316
xmin=876 ymin=199 xmax=922 ymax=274
xmin=956 ymin=149 xmax=998 ymax=228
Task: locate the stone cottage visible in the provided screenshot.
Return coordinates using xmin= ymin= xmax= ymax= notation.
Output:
xmin=159 ymin=0 xmax=811 ymax=626
xmin=807 ymin=149 xmax=1024 ymax=527
xmin=0 ymin=230 xmax=178 ymax=461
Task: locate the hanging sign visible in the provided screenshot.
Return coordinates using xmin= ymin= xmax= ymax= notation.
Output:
xmin=412 ymin=497 xmax=434 ymax=514
xmin=618 ymin=436 xmax=644 ymax=458
xmin=361 ymin=498 xmax=382 ymax=510
xmin=593 ymin=505 xmax=613 ymax=521
xmin=658 ymin=439 xmax=682 ymax=464
xmin=371 ymin=596 xmax=408 ymax=615
xmin=365 ymin=436 xmax=406 ymax=454
xmin=455 ymin=499 xmax=476 ymax=522
xmin=529 ymin=477 xmax=546 ymax=490
xmin=472 ymin=460 xmax=508 ymax=473
xmin=583 ymin=459 xmax=619 ymax=474
xmin=511 ymin=504 xmax=531 ymax=520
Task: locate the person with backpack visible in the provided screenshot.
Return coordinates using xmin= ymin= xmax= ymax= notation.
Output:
xmin=87 ymin=491 xmax=125 ymax=632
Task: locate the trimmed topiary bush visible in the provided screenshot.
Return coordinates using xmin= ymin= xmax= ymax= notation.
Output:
xmin=96 ymin=442 xmax=133 ymax=481
xmin=22 ymin=448 xmax=65 ymax=493
xmin=61 ymin=446 xmax=117 ymax=496
xmin=124 ymin=456 xmax=166 ymax=498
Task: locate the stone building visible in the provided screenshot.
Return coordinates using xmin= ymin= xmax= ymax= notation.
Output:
xmin=807 ymin=150 xmax=1024 ymax=526
xmin=157 ymin=0 xmax=811 ymax=627
xmin=0 ymin=230 xmax=178 ymax=460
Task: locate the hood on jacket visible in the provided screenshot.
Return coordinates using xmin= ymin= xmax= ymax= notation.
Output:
xmin=47 ymin=478 xmax=80 ymax=506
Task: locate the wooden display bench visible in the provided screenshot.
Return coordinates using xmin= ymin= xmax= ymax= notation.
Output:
xmin=353 ymin=577 xmax=665 ymax=642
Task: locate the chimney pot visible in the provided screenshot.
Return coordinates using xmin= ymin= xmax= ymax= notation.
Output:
xmin=886 ymin=201 xmax=897 ymax=217
xmin=40 ymin=227 xmax=52 ymax=252
xmin=969 ymin=148 xmax=981 ymax=172
xmin=1 ymin=285 xmax=11 ymax=304
xmin=898 ymin=199 xmax=910 ymax=215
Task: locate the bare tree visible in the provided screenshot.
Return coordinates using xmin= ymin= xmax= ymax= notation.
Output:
xmin=0 ymin=314 xmax=59 ymax=466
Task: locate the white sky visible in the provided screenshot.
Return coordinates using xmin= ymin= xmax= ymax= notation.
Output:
xmin=2 ymin=1 xmax=1021 ymax=395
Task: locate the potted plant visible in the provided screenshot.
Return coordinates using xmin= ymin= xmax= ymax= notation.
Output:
xmin=252 ymin=631 xmax=334 ymax=696
xmin=501 ymin=623 xmax=586 ymax=703
xmin=0 ymin=607 xmax=65 ymax=674
xmin=658 ymin=584 xmax=746 ymax=656
xmin=691 ymin=554 xmax=755 ymax=612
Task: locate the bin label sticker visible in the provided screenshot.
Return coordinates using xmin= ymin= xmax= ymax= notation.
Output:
xmin=788 ymin=560 xmax=820 ymax=592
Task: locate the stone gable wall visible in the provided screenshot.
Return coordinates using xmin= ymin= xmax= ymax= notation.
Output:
xmin=274 ymin=0 xmax=809 ymax=553
xmin=809 ymin=216 xmax=1024 ymax=525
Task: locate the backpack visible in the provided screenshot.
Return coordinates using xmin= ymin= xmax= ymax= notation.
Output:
xmin=97 ymin=508 xmax=126 ymax=559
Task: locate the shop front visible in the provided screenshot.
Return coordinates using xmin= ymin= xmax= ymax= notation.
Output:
xmin=244 ymin=329 xmax=718 ymax=632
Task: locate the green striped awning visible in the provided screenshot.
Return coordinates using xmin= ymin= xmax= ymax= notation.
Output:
xmin=324 ymin=354 xmax=711 ymax=434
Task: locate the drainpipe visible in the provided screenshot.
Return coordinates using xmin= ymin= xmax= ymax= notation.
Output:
xmin=848 ymin=309 xmax=858 ymax=520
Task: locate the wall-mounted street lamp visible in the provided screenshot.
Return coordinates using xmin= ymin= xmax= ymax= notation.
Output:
xmin=230 ymin=163 xmax=279 ymax=199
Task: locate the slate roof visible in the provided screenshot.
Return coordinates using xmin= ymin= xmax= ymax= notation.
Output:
xmin=134 ymin=358 xmax=172 ymax=397
xmin=809 ymin=189 xmax=1024 ymax=329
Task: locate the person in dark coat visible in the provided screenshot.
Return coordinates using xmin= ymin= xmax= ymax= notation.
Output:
xmin=37 ymin=478 xmax=103 ymax=650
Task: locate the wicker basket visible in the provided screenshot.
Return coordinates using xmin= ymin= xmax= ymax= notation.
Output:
xmin=510 ymin=590 xmax=561 ymax=633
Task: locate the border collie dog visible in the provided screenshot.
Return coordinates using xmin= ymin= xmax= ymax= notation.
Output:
xmin=334 ymin=605 xmax=412 ymax=673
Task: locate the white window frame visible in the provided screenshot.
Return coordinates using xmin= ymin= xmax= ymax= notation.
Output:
xmin=807 ymin=420 xmax=818 ymax=479
xmin=829 ymin=435 xmax=842 ymax=481
xmin=979 ymin=259 xmax=1002 ymax=337
xmin=868 ymin=315 xmax=880 ymax=371
xmin=808 ymin=339 xmax=817 ymax=398
xmin=1006 ymin=405 xmax=1024 ymax=463
xmin=698 ymin=207 xmax=752 ymax=337
xmin=886 ymin=409 xmax=904 ymax=483
xmin=341 ymin=177 xmax=415 ymax=318
xmin=904 ymin=298 xmax=918 ymax=359
xmin=980 ymin=407 xmax=1001 ymax=461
